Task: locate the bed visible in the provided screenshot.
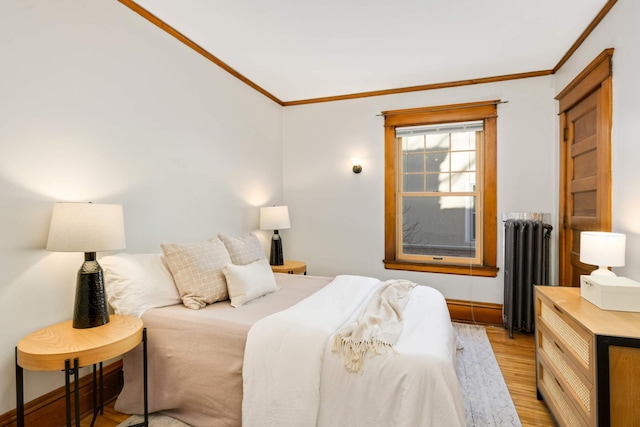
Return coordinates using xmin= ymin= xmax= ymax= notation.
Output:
xmin=100 ymin=236 xmax=465 ymax=427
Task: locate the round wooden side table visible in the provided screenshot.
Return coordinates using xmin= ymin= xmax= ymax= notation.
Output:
xmin=271 ymin=260 xmax=307 ymax=275
xmin=16 ymin=315 xmax=148 ymax=427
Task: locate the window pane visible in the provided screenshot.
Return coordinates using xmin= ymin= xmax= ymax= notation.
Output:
xmin=426 ymin=153 xmax=446 ymax=173
xmin=450 ymin=172 xmax=476 ymax=192
xmin=402 ymin=136 xmax=424 ymax=153
xmin=402 ymin=196 xmax=476 ymax=258
xmin=426 ymin=174 xmax=440 ymax=192
xmin=450 ymin=151 xmax=475 ymax=172
xmin=403 ymin=174 xmax=424 ymax=192
xmin=404 ymin=154 xmax=424 ymax=173
xmin=451 ymin=131 xmax=476 ymax=151
xmin=425 ymin=134 xmax=449 ymax=150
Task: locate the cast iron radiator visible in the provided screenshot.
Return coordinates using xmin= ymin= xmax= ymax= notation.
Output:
xmin=503 ymin=219 xmax=552 ymax=338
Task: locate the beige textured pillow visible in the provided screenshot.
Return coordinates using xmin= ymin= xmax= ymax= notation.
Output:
xmin=161 ymin=239 xmax=232 ymax=309
xmin=218 ymin=233 xmax=266 ymax=265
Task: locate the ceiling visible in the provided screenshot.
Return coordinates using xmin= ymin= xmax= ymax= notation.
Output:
xmin=128 ymin=0 xmax=611 ymax=103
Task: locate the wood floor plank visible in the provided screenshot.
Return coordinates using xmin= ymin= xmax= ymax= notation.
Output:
xmin=86 ymin=325 xmax=555 ymax=427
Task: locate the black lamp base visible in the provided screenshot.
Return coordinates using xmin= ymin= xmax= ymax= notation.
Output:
xmin=269 ymin=230 xmax=284 ymax=266
xmin=73 ymin=252 xmax=110 ymax=329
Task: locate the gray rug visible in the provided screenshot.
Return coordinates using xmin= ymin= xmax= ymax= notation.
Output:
xmin=119 ymin=323 xmax=520 ymax=427
xmin=118 ymin=413 xmax=190 ymax=426
xmin=454 ymin=322 xmax=521 ymax=426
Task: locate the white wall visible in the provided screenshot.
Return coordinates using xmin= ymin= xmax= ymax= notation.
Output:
xmin=553 ymin=0 xmax=640 ymax=280
xmin=0 ymin=0 xmax=283 ymax=415
xmin=282 ymin=76 xmax=558 ymax=304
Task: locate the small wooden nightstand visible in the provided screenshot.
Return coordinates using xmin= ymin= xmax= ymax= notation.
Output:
xmin=16 ymin=315 xmax=148 ymax=427
xmin=271 ymin=260 xmax=307 ymax=275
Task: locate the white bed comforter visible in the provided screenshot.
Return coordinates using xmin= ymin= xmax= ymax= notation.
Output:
xmin=242 ymin=275 xmax=465 ymax=427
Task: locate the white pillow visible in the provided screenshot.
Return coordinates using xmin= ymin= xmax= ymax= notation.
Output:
xmin=161 ymin=239 xmax=232 ymax=309
xmin=101 ymin=253 xmax=181 ymax=317
xmin=218 ymin=233 xmax=266 ymax=265
xmin=223 ymin=259 xmax=278 ymax=307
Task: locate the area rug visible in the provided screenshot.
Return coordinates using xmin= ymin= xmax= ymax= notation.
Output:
xmin=117 ymin=413 xmax=191 ymax=426
xmin=454 ymin=322 xmax=522 ymax=426
xmin=119 ymin=323 xmax=520 ymax=427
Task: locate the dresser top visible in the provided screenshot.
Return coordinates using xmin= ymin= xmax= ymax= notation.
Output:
xmin=536 ymin=286 xmax=640 ymax=339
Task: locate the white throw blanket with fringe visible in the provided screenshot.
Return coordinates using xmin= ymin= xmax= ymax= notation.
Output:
xmin=242 ymin=275 xmax=465 ymax=427
xmin=332 ymin=279 xmax=416 ymax=373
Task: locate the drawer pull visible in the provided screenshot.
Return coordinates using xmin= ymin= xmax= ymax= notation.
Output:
xmin=553 ymin=304 xmax=563 ymax=314
xmin=554 ymin=377 xmax=564 ymax=393
xmin=554 ymin=341 xmax=564 ymax=353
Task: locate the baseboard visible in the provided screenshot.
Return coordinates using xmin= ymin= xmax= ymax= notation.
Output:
xmin=0 ymin=360 xmax=123 ymax=427
xmin=447 ymin=298 xmax=503 ymax=325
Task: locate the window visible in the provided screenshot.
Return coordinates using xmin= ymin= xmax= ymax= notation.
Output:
xmin=383 ymin=101 xmax=498 ymax=277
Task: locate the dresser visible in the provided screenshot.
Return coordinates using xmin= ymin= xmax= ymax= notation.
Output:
xmin=535 ymin=286 xmax=640 ymax=426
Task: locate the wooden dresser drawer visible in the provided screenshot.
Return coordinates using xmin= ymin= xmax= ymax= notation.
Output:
xmin=537 ymin=325 xmax=594 ymax=423
xmin=538 ymin=358 xmax=589 ymax=427
xmin=537 ymin=294 xmax=593 ymax=378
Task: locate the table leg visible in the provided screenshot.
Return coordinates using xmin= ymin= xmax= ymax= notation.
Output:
xmin=73 ymin=358 xmax=80 ymax=427
xmin=143 ymin=328 xmax=148 ymax=427
xmin=89 ymin=365 xmax=98 ymax=427
xmin=99 ymin=361 xmax=104 ymax=415
xmin=15 ymin=347 xmax=24 ymax=427
xmin=130 ymin=329 xmax=149 ymax=427
xmin=64 ymin=359 xmax=71 ymax=427
xmin=93 ymin=365 xmax=98 ymax=421
xmin=89 ymin=362 xmax=105 ymax=427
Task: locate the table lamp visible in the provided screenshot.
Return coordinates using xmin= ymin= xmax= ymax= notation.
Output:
xmin=580 ymin=231 xmax=626 ymax=276
xmin=46 ymin=202 xmax=126 ymax=328
xmin=260 ymin=206 xmax=290 ymax=266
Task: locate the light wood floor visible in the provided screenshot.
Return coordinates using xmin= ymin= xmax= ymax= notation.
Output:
xmin=86 ymin=325 xmax=556 ymax=427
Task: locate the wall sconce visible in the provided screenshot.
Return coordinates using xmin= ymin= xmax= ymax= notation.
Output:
xmin=580 ymin=231 xmax=626 ymax=276
xmin=352 ymin=158 xmax=363 ymax=174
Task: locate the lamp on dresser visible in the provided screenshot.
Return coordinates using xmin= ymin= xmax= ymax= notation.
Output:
xmin=578 ymin=230 xmax=640 ymax=312
xmin=46 ymin=202 xmax=126 ymax=328
xmin=260 ymin=205 xmax=290 ymax=266
xmin=580 ymin=231 xmax=626 ymax=276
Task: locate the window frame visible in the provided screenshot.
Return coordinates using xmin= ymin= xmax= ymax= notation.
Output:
xmin=383 ymin=100 xmax=499 ymax=277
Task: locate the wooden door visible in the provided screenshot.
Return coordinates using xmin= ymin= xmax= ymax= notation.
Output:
xmin=557 ymin=49 xmax=613 ymax=287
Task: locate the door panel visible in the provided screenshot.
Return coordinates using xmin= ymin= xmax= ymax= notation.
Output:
xmin=573 ymin=192 xmax=596 ymax=216
xmin=573 ymin=151 xmax=596 ymax=178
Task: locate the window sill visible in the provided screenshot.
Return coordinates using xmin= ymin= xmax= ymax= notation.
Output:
xmin=383 ymin=259 xmax=499 ymax=277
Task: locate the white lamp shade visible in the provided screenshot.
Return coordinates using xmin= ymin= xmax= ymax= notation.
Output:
xmin=46 ymin=203 xmax=126 ymax=252
xmin=260 ymin=206 xmax=291 ymax=230
xmin=580 ymin=231 xmax=626 ymax=267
